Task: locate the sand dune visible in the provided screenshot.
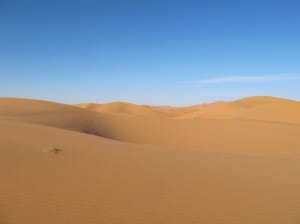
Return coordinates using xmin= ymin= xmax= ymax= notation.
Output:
xmin=1 ymin=97 xmax=300 ymax=223
xmin=79 ymin=96 xmax=300 ymax=124
xmin=77 ymin=101 xmax=181 ymax=117
xmin=184 ymin=96 xmax=300 ymax=123
xmin=2 ymin=97 xmax=299 ymax=157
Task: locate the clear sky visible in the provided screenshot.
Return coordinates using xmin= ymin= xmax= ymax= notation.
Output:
xmin=1 ymin=0 xmax=300 ymax=105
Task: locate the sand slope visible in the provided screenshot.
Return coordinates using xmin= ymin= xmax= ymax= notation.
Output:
xmin=1 ymin=97 xmax=300 ymax=224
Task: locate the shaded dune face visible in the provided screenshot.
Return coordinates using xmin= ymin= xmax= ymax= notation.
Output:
xmin=1 ymin=97 xmax=300 ymax=224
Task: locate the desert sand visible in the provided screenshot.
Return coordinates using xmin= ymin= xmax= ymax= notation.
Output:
xmin=1 ymin=96 xmax=300 ymax=224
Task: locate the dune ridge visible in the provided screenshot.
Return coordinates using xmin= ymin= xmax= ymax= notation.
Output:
xmin=78 ymin=96 xmax=300 ymax=124
xmin=1 ymin=97 xmax=300 ymax=224
xmin=77 ymin=101 xmax=181 ymax=117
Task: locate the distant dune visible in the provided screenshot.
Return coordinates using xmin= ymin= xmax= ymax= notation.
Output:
xmin=189 ymin=96 xmax=300 ymax=124
xmin=77 ymin=101 xmax=181 ymax=117
xmin=1 ymin=97 xmax=300 ymax=224
xmin=78 ymin=96 xmax=300 ymax=124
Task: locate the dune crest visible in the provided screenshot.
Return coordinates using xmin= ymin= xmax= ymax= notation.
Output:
xmin=77 ymin=96 xmax=300 ymax=123
xmin=77 ymin=101 xmax=181 ymax=117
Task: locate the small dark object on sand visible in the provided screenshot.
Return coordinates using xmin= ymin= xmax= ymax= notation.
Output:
xmin=49 ymin=147 xmax=63 ymax=154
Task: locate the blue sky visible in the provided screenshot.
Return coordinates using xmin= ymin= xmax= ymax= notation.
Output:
xmin=1 ymin=0 xmax=300 ymax=105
